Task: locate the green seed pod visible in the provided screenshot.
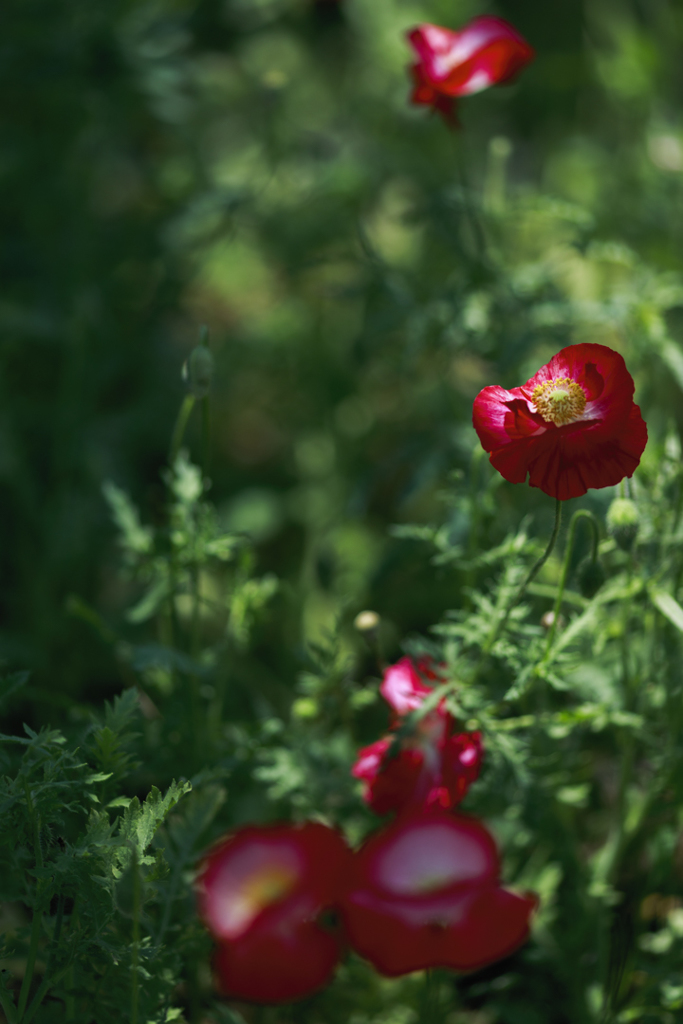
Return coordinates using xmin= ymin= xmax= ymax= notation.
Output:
xmin=577 ymin=557 xmax=606 ymax=599
xmin=182 ymin=345 xmax=214 ymax=399
xmin=606 ymin=497 xmax=639 ymax=551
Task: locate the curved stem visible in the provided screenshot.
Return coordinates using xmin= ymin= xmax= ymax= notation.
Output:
xmin=515 ymin=497 xmax=564 ymax=606
xmin=469 ymin=498 xmax=563 ymax=685
xmin=544 ymin=509 xmax=600 ymax=656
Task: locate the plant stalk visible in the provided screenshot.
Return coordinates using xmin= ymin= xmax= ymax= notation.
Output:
xmin=544 ymin=508 xmax=600 ymax=655
xmin=169 ymin=394 xmax=196 ymax=467
xmin=17 ymin=783 xmax=44 ymax=1022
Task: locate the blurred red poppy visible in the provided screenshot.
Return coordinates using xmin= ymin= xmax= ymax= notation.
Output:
xmin=341 ymin=809 xmax=535 ymax=976
xmin=352 ymin=657 xmax=483 ymax=815
xmin=407 ymin=17 xmax=535 ymax=124
xmin=196 ymin=822 xmax=350 ymax=1003
xmin=473 ymin=343 xmax=648 ymax=501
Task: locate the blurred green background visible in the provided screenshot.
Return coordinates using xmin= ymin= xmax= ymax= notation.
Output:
xmin=3 ymin=0 xmax=683 ymax=720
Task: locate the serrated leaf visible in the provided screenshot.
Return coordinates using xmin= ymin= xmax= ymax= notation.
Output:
xmin=118 ymin=780 xmax=192 ymax=864
xmin=85 ymin=772 xmax=113 ymax=785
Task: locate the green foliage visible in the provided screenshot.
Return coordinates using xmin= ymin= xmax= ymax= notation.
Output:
xmin=5 ymin=0 xmax=683 ymax=1021
xmin=0 ymin=705 xmax=194 ymax=1024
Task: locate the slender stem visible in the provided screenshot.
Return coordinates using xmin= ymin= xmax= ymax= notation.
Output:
xmin=515 ymin=497 xmax=564 ymax=608
xmin=131 ymin=848 xmax=141 ymax=1024
xmin=419 ymin=968 xmax=451 ymax=1023
xmin=467 ymin=498 xmax=563 ymax=685
xmin=544 ymin=509 xmax=600 ymax=655
xmin=201 ymin=396 xmax=210 ymax=484
xmin=169 ymin=394 xmax=196 ymax=467
xmin=189 ymin=561 xmax=202 ymax=768
xmin=17 ymin=783 xmax=44 ymax=1022
xmin=463 ymin=447 xmax=485 ymax=604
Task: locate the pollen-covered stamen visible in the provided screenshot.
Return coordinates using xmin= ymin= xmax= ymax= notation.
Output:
xmin=532 ymin=377 xmax=587 ymax=426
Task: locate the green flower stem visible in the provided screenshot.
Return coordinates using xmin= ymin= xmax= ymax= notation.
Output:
xmin=515 ymin=497 xmax=564 ymax=608
xmin=131 ymin=847 xmax=141 ymax=1024
xmin=17 ymin=782 xmax=44 ymax=1023
xmin=190 ymin=561 xmax=202 ymax=769
xmin=201 ymin=395 xmax=210 ymax=483
xmin=466 ymin=498 xmax=563 ymax=689
xmin=169 ymin=393 xmax=196 ymax=467
xmin=544 ymin=508 xmax=601 ymax=656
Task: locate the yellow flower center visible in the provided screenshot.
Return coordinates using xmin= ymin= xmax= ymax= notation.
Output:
xmin=531 ymin=377 xmax=587 ymax=426
xmin=243 ymin=864 xmax=298 ymax=908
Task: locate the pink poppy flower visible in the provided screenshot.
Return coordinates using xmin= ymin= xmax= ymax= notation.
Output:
xmin=340 ymin=809 xmax=536 ymax=976
xmin=472 ymin=343 xmax=648 ymax=501
xmin=408 ymin=16 xmax=535 ymax=124
xmin=196 ymin=822 xmax=350 ymax=1003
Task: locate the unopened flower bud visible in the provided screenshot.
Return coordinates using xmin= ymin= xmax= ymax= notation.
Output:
xmin=577 ymin=557 xmax=606 ymax=599
xmin=354 ymin=610 xmax=380 ymax=633
xmin=182 ymin=345 xmax=214 ymax=399
xmin=541 ymin=610 xmax=564 ymax=631
xmin=606 ymin=497 xmax=639 ymax=551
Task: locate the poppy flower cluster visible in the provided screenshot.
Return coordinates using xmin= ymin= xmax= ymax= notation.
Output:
xmin=351 ymin=656 xmax=483 ymax=815
xmin=473 ymin=343 xmax=647 ymax=501
xmin=197 ymin=658 xmax=534 ymax=1004
xmin=408 ymin=16 xmax=535 ymax=124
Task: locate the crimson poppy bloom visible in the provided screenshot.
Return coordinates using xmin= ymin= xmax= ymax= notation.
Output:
xmin=408 ymin=17 xmax=535 ymax=124
xmin=473 ymin=343 xmax=648 ymax=501
xmin=341 ymin=809 xmax=535 ymax=976
xmin=352 ymin=657 xmax=483 ymax=815
xmin=196 ymin=822 xmax=351 ymax=1003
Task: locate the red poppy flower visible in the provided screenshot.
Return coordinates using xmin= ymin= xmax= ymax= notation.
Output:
xmin=352 ymin=658 xmax=483 ymax=815
xmin=341 ymin=809 xmax=535 ymax=976
xmin=473 ymin=343 xmax=648 ymax=501
xmin=407 ymin=17 xmax=535 ymax=124
xmin=196 ymin=822 xmax=351 ymax=1003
